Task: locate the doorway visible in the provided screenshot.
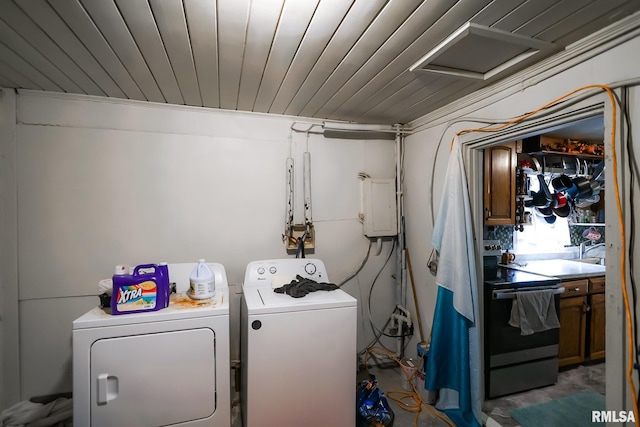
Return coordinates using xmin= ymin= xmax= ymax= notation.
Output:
xmin=483 ymin=116 xmax=606 ymax=427
xmin=462 ymin=109 xmax=618 ymax=426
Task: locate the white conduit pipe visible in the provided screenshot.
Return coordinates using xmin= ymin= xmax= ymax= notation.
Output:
xmin=303 ymin=151 xmax=312 ymax=229
xmin=284 ymin=157 xmax=294 ymax=238
xmin=395 ymin=129 xmax=407 ymax=310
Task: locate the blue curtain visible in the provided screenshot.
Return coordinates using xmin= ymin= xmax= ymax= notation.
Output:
xmin=425 ymin=284 xmax=480 ymax=427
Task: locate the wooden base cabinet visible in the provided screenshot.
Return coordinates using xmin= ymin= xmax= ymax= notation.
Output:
xmin=559 ymin=293 xmax=587 ymax=367
xmin=558 ymin=277 xmax=605 ymax=367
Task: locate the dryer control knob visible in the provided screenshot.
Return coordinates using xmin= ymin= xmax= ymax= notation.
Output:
xmin=257 ymin=267 xmax=265 ymax=275
xmin=251 ymin=320 xmax=262 ymax=330
xmin=304 ymin=262 xmax=317 ymax=275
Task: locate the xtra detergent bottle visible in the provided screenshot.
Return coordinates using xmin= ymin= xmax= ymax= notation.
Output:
xmin=188 ymin=259 xmax=215 ymax=300
xmin=111 ymin=264 xmax=169 ymax=315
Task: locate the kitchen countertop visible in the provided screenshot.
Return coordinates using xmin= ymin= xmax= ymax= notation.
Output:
xmin=501 ymin=259 xmax=606 ymax=280
xmin=485 ymin=266 xmax=560 ymax=288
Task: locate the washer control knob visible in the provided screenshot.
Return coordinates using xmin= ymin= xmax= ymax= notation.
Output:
xmin=269 ymin=266 xmax=277 ymax=274
xmin=251 ymin=320 xmax=262 ymax=330
xmin=257 ymin=267 xmax=265 ymax=275
xmin=304 ymin=262 xmax=317 ymax=275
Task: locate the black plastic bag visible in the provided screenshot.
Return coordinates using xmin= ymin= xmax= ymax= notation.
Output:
xmin=356 ymin=376 xmax=394 ymax=427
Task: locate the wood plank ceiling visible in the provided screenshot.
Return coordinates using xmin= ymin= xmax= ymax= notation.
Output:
xmin=0 ymin=0 xmax=638 ymax=125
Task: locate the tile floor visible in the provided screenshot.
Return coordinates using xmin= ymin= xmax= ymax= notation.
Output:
xmin=360 ymin=361 xmax=605 ymax=427
xmin=482 ymin=362 xmax=605 ymax=427
xmin=357 ymin=363 xmax=451 ymax=426
xmin=232 ymin=361 xmax=605 ymax=426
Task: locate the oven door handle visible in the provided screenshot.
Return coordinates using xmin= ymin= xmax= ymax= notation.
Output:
xmin=493 ymin=286 xmax=565 ymax=300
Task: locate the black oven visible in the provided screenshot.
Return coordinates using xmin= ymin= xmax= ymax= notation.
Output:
xmin=484 ymin=266 xmax=563 ymax=399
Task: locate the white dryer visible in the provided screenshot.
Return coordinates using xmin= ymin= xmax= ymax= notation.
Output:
xmin=73 ymin=262 xmax=230 ymax=427
xmin=241 ymin=258 xmax=357 ymax=427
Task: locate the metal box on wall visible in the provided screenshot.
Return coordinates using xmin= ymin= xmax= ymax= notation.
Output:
xmin=362 ymin=178 xmax=397 ymax=237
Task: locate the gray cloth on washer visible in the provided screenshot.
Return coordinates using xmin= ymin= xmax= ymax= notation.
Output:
xmin=273 ymin=275 xmax=339 ymax=298
xmin=509 ymin=289 xmax=560 ymax=336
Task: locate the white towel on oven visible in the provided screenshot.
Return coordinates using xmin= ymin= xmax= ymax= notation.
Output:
xmin=509 ymin=289 xmax=560 ymax=336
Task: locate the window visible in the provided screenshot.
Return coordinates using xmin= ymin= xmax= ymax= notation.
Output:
xmin=515 ymin=207 xmax=571 ymax=254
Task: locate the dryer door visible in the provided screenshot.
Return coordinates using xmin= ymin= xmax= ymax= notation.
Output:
xmin=90 ymin=328 xmax=216 ymax=427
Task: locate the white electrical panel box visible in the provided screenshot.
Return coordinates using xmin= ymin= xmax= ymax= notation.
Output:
xmin=362 ymin=178 xmax=397 ymax=237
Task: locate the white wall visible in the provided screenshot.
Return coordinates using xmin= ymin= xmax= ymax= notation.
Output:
xmin=1 ymin=91 xmax=399 ymax=404
xmin=403 ymin=22 xmax=640 ymax=414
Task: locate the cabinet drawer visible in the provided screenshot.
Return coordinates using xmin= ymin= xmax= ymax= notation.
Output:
xmin=561 ymin=279 xmax=588 ymax=297
xmin=590 ymin=277 xmax=605 ymax=294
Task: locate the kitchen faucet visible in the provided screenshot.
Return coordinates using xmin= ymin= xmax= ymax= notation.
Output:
xmin=578 ymin=241 xmax=606 ymax=259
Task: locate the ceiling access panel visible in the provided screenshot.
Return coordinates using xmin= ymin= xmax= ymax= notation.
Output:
xmin=426 ymin=31 xmax=540 ymax=74
xmin=49 ymin=0 xmax=146 ymax=101
xmin=325 ymin=0 xmax=493 ymax=121
xmin=16 ymin=0 xmax=126 ymax=98
xmin=355 ymin=30 xmax=539 ymax=123
xmin=79 ymin=0 xmax=165 ymax=103
xmin=115 ymin=0 xmax=184 ymax=105
xmin=408 ymin=23 xmax=556 ymax=81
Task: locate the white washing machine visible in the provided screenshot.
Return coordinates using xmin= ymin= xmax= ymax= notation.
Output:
xmin=73 ymin=262 xmax=230 ymax=427
xmin=241 ymin=258 xmax=357 ymax=427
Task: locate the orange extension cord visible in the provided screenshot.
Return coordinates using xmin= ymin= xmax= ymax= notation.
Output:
xmin=364 ymin=345 xmax=455 ymax=427
xmin=452 ymin=84 xmax=638 ymax=424
xmin=369 ymin=85 xmax=636 ymax=427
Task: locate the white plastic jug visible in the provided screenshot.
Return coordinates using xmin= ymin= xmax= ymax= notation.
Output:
xmin=188 ymin=259 xmax=215 ymax=299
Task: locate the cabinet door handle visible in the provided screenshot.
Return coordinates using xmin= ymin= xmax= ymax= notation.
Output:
xmin=574 ymin=288 xmax=580 ymax=291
